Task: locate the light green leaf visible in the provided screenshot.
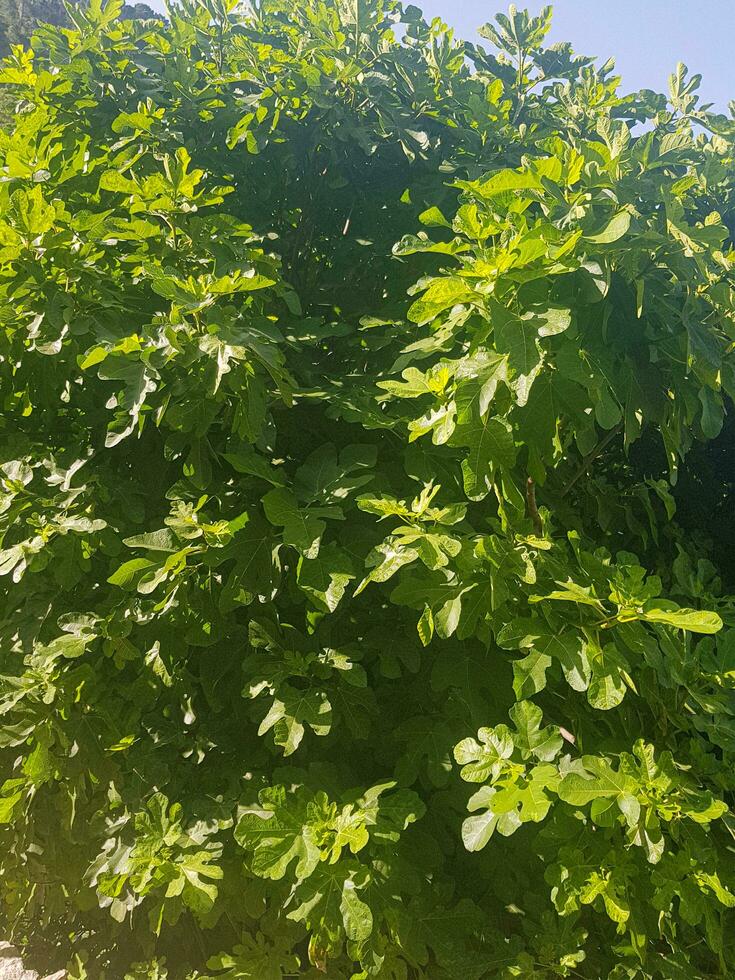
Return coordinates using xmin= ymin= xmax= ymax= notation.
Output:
xmin=123 ymin=529 xmax=179 ymax=552
xmin=107 ymin=557 xmax=157 ymax=589
xmin=407 ymin=277 xmax=475 ymax=325
xmin=0 ymin=791 xmax=22 ymax=823
xmin=584 ymin=211 xmax=631 ymax=244
xmin=513 ymin=649 xmax=552 ymax=699
xmin=637 ymin=602 xmax=722 ymax=634
xmin=558 ymin=756 xmax=638 ymax=807
xmin=297 ymin=544 xmax=354 ymax=612
xmin=340 ymin=879 xmax=373 ymax=942
xmin=461 ymin=810 xmax=498 ymax=852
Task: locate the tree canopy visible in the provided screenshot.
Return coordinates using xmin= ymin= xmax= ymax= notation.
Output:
xmin=0 ymin=0 xmax=156 ymax=58
xmin=1 ymin=1 xmax=735 ymax=977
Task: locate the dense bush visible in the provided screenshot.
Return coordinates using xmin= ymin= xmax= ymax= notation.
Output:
xmin=1 ymin=1 xmax=735 ymax=976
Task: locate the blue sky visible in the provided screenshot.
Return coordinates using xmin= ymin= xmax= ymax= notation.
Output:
xmin=416 ymin=1 xmax=734 ymax=110
xmin=143 ymin=1 xmax=734 ymax=111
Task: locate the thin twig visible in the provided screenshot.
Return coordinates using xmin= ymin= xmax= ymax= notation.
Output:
xmin=561 ymin=421 xmax=623 ymax=498
xmin=526 ymin=477 xmax=543 ymax=535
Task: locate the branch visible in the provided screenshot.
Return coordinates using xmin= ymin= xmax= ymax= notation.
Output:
xmin=561 ymin=421 xmax=623 ymax=498
xmin=526 ymin=477 xmax=543 ymax=535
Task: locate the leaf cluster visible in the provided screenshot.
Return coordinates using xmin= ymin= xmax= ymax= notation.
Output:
xmin=1 ymin=2 xmax=735 ymax=978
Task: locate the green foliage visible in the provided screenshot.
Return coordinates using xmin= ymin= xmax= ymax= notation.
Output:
xmin=0 ymin=0 xmax=158 ymax=124
xmin=0 ymin=0 xmax=157 ymax=58
xmin=1 ymin=1 xmax=735 ymax=976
